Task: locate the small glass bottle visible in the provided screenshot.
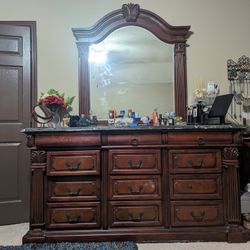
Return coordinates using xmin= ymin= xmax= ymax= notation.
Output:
xmin=168 ymin=111 xmax=175 ymax=126
xmin=128 ymin=109 xmax=132 ymax=118
xmin=109 ymin=110 xmax=114 ymax=119
xmin=187 ymin=107 xmax=193 ymax=125
xmin=192 ymin=107 xmax=197 ymax=124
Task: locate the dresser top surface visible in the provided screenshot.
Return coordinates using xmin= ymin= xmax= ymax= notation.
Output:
xmin=22 ymin=124 xmax=246 ymax=134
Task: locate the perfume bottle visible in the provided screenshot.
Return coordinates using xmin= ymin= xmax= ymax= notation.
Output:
xmin=192 ymin=106 xmax=197 ymax=124
xmin=168 ymin=111 xmax=175 ymax=126
xmin=187 ymin=106 xmax=193 ymax=125
xmin=109 ymin=110 xmax=114 ymax=119
xmin=151 ymin=109 xmax=159 ymax=126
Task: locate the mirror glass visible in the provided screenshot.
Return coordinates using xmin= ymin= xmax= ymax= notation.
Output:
xmin=89 ymin=26 xmax=174 ymax=119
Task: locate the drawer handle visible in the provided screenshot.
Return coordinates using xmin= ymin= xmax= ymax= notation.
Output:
xmin=128 ymin=159 xmax=142 ymax=169
xmin=187 ymin=159 xmax=203 ymax=168
xmin=66 ymin=214 xmax=81 ymax=224
xmin=67 ymin=187 xmax=81 ymax=196
xmin=190 ymin=211 xmax=205 ymax=222
xmin=128 ymin=212 xmax=144 ymax=221
xmin=66 ymin=160 xmax=81 ymax=171
xmin=131 ymin=138 xmax=139 ymax=146
xmin=197 ymin=137 xmax=205 ymax=145
xmin=128 ymin=185 xmax=144 ymax=194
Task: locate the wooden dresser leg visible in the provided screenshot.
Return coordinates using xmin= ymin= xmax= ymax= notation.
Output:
xmin=23 ymin=149 xmax=46 ymax=243
xmin=23 ymin=229 xmax=45 ymax=243
xmin=223 ymin=147 xmax=247 ymax=242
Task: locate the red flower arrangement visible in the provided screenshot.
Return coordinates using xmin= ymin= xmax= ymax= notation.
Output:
xmin=38 ymin=89 xmax=75 ymax=113
xmin=39 ymin=95 xmax=67 ymax=108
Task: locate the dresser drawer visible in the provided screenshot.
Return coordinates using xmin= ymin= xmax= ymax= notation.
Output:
xmin=171 ymin=201 xmax=224 ymax=227
xmin=109 ymin=175 xmax=161 ymax=200
xmin=170 ymin=174 xmax=222 ymax=199
xmin=168 ymin=132 xmax=232 ymax=145
xmin=109 ymin=201 xmax=162 ymax=227
xmin=105 ymin=133 xmax=162 ymax=146
xmin=109 ymin=149 xmax=161 ymax=174
xmin=46 ymin=202 xmax=100 ymax=229
xmin=48 ymin=179 xmax=100 ymax=201
xmin=169 ymin=149 xmax=221 ymax=174
xmin=47 ymin=150 xmax=100 ymax=176
xmin=35 ymin=132 xmax=101 ymax=147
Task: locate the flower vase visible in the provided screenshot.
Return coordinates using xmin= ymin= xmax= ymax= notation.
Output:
xmin=47 ymin=105 xmax=65 ymax=128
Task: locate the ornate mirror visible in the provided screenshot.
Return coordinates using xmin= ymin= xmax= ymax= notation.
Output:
xmin=72 ymin=3 xmax=190 ymax=120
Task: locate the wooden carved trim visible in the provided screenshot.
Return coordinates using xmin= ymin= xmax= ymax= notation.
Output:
xmin=77 ymin=43 xmax=89 ymax=57
xmin=31 ymin=150 xmax=46 ymax=164
xmin=72 ymin=5 xmax=190 ymax=44
xmin=223 ymin=147 xmax=239 ymax=160
xmin=233 ymin=132 xmax=243 ymax=144
xmin=222 ymin=147 xmax=239 ymax=169
xmin=27 ymin=134 xmax=35 ymax=148
xmin=174 ymin=42 xmax=187 ymax=119
xmin=222 ymin=146 xmax=241 ymax=230
xmin=161 ymin=133 xmax=168 ymax=144
xmin=175 ymin=43 xmax=186 ymax=54
xmin=122 ymin=3 xmax=140 ymax=22
xmin=31 ymin=164 xmax=46 ymax=173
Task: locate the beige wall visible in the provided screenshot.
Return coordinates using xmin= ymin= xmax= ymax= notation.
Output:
xmin=1 ymin=0 xmax=250 ymax=115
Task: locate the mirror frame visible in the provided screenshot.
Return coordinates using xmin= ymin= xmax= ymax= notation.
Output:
xmin=72 ymin=3 xmax=191 ymax=119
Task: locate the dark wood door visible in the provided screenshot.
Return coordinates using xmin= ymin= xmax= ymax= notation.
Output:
xmin=0 ymin=22 xmax=36 ymax=225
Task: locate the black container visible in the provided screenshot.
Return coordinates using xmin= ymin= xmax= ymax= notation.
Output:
xmin=196 ymin=101 xmax=204 ymax=124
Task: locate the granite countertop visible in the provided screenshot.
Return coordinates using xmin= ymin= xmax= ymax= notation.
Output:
xmin=22 ymin=123 xmax=247 ymax=134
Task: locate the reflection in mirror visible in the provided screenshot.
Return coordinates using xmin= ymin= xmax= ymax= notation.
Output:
xmin=89 ymin=26 xmax=174 ymax=119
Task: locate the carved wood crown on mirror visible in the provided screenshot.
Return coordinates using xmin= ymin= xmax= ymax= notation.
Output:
xmin=72 ymin=3 xmax=191 ymax=119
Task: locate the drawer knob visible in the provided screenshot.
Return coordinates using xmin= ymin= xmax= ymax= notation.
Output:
xmin=131 ymin=138 xmax=139 ymax=146
xmin=187 ymin=159 xmax=203 ymax=169
xmin=66 ymin=160 xmax=81 ymax=171
xmin=190 ymin=211 xmax=205 ymax=222
xmin=67 ymin=187 xmax=81 ymax=196
xmin=128 ymin=185 xmax=144 ymax=194
xmin=128 ymin=159 xmax=142 ymax=169
xmin=197 ymin=137 xmax=205 ymax=145
xmin=66 ymin=214 xmax=81 ymax=224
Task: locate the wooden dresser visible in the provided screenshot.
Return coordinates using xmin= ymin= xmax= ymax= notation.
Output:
xmin=22 ymin=125 xmax=250 ymax=243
